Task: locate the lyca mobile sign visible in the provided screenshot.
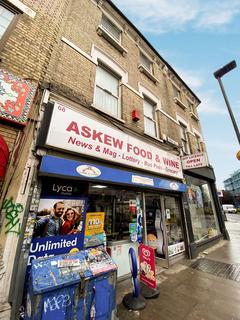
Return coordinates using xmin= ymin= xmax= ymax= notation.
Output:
xmin=45 ymin=103 xmax=183 ymax=179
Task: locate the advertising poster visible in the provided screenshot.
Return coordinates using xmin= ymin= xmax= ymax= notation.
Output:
xmin=136 ymin=195 xmax=143 ymax=243
xmin=129 ymin=222 xmax=138 ymax=242
xmin=139 ymin=243 xmax=156 ymax=289
xmin=84 ymin=212 xmax=105 ymax=236
xmin=168 ymin=242 xmax=185 ymax=257
xmin=84 ymin=212 xmax=105 ymax=248
xmin=26 ymin=178 xmax=88 ymax=278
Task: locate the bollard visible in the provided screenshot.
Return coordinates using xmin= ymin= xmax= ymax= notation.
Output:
xmin=122 ymin=248 xmax=146 ymax=310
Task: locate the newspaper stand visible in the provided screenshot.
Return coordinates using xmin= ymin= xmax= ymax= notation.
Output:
xmin=25 ymin=247 xmax=117 ymax=320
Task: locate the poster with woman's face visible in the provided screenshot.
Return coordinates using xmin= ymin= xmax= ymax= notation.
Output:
xmin=34 ymin=198 xmax=86 ymax=238
xmin=26 ymin=178 xmax=88 ymax=281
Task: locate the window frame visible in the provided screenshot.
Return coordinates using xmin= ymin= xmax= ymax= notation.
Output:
xmin=97 ymin=13 xmax=127 ymax=55
xmin=94 ymin=62 xmax=121 ymax=119
xmin=179 ymin=122 xmax=189 ymax=154
xmin=172 ymin=84 xmax=181 ymax=100
xmin=0 ymin=1 xmax=20 ymax=51
xmin=188 ymin=101 xmax=199 ymax=120
xmin=172 ymin=83 xmax=188 ymax=110
xmin=195 ymin=134 xmax=202 ymax=152
xmin=193 ymin=128 xmax=203 ymax=153
xmin=138 ymin=50 xmax=158 ymax=83
xmin=140 ymin=51 xmax=153 ymax=73
xmin=143 ymin=95 xmax=158 ymax=138
xmin=101 ymin=14 xmax=122 ymax=43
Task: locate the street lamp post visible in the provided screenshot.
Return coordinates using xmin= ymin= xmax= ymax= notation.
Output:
xmin=214 ymin=60 xmax=240 ymax=145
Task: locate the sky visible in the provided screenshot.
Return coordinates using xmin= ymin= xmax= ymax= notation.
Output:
xmin=112 ymin=0 xmax=240 ymax=189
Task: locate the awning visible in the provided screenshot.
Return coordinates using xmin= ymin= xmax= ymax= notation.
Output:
xmin=0 ymin=135 xmax=9 ymax=179
xmin=39 ymin=155 xmax=187 ymax=193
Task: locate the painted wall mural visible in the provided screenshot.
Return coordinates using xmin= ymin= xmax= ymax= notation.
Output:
xmin=0 ymin=69 xmax=37 ymax=125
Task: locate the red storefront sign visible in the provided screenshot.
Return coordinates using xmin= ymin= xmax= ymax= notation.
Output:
xmin=139 ymin=243 xmax=156 ymax=289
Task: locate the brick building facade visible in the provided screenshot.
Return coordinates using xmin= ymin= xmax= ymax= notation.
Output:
xmin=0 ymin=1 xmax=227 ymax=318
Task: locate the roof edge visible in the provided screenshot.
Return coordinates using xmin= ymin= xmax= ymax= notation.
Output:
xmin=106 ymin=0 xmax=201 ymax=104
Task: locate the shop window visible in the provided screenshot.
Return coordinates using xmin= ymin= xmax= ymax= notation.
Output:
xmin=143 ymin=97 xmax=157 ymax=138
xmin=94 ymin=64 xmax=120 ymax=118
xmin=179 ymin=122 xmax=189 ymax=154
xmin=185 ymin=175 xmax=220 ymax=242
xmin=88 ymin=184 xmax=142 ymax=241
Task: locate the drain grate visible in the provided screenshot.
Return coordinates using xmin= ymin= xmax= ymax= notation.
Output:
xmin=191 ymin=258 xmax=240 ymax=282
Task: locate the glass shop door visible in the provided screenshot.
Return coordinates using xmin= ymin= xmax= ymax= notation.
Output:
xmin=164 ymin=195 xmax=185 ymax=259
xmin=144 ymin=193 xmax=169 ymax=268
xmin=144 ymin=193 xmax=185 ymax=268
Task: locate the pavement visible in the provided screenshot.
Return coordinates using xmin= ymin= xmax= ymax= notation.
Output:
xmin=116 ymin=214 xmax=240 ymax=320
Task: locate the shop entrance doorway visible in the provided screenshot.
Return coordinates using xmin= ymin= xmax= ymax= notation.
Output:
xmin=144 ymin=193 xmax=185 ymax=268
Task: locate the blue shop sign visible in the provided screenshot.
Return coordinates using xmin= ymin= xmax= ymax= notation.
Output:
xmin=40 ymin=155 xmax=187 ymax=192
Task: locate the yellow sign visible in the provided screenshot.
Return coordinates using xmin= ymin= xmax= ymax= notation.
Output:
xmin=236 ymin=150 xmax=240 ymax=160
xmin=84 ymin=212 xmax=105 ymax=236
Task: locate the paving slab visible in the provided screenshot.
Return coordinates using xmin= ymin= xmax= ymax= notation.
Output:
xmin=116 ymin=215 xmax=240 ymax=320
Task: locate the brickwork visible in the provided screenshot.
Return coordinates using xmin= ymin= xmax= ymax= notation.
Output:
xmin=41 ymin=0 xmax=204 ymax=155
xmin=0 ymin=124 xmax=19 ymax=152
xmin=0 ymin=0 xmax=204 ymax=157
xmin=0 ymin=0 xmax=70 ymax=81
xmin=0 ymin=0 xmax=70 ymax=204
xmin=0 ymin=1 xmax=210 ymax=318
xmin=0 ymin=0 xmax=207 ymax=211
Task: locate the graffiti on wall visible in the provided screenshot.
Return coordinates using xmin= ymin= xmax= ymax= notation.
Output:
xmin=1 ymin=197 xmax=23 ymax=235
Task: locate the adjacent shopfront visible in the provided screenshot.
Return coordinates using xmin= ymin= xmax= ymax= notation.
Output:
xmin=182 ymin=153 xmax=228 ymax=258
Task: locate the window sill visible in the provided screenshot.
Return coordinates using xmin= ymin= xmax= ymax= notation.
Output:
xmin=91 ymin=103 xmax=125 ymax=123
xmin=138 ymin=64 xmax=159 ymax=84
xmin=166 ymin=136 xmax=179 ymax=146
xmin=190 ymin=112 xmax=199 ymax=121
xmin=143 ymin=132 xmax=163 ymax=143
xmin=174 ymin=97 xmax=187 ymax=110
xmin=97 ymin=25 xmax=128 ymax=56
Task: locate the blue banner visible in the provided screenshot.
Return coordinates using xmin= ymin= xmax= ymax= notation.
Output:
xmin=28 ymin=233 xmax=83 ymax=266
xmin=40 ymin=155 xmax=187 ymax=192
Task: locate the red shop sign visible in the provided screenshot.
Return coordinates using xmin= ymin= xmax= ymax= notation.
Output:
xmin=139 ymin=243 xmax=156 ymax=289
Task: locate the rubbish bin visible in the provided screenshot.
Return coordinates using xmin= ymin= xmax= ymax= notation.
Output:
xmin=25 ymin=246 xmax=117 ymax=320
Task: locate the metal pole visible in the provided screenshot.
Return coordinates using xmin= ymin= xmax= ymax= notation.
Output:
xmin=216 ymin=77 xmax=240 ymax=145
